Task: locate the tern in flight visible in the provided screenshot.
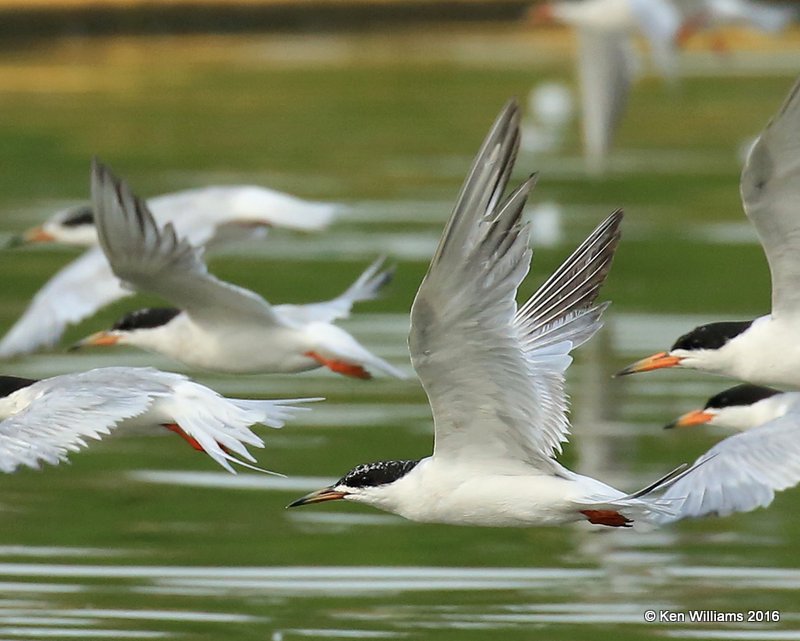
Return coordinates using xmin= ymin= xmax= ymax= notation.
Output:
xmin=1 ymin=183 xmax=339 ymax=359
xmin=73 ymin=162 xmax=404 ymax=380
xmin=618 ymin=75 xmax=800 ymax=388
xmin=0 ymin=367 xmax=312 ymax=474
xmin=289 ymin=100 xmax=705 ymax=528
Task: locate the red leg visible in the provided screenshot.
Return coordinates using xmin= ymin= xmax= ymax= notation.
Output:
xmin=163 ymin=423 xmax=204 ymax=452
xmin=305 ymin=351 xmax=371 ymax=380
xmin=580 ymin=509 xmax=633 ymax=528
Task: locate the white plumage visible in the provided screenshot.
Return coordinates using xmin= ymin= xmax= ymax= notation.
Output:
xmin=289 ymin=100 xmax=699 ymax=528
xmin=0 ymin=367 xmax=311 ymax=474
xmin=77 ymin=162 xmax=404 ymax=379
xmin=618 ymin=74 xmax=800 ymax=387
xmin=0 ymin=184 xmax=340 ymax=359
xmin=535 ymin=0 xmax=681 ymax=172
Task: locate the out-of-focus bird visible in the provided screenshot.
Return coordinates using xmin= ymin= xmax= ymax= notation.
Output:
xmin=650 ymin=383 xmax=800 ymax=521
xmin=0 ymin=185 xmax=340 ymax=359
xmin=616 ymin=75 xmax=800 ymax=388
xmin=531 ymin=0 xmax=682 ymax=173
xmin=682 ymin=0 xmax=796 ymax=43
xmin=288 ymin=100 xmax=704 ymax=528
xmin=665 ymin=383 xmax=791 ymax=431
xmin=0 ymin=367 xmax=312 ymax=474
xmin=73 ymin=162 xmax=404 ymax=380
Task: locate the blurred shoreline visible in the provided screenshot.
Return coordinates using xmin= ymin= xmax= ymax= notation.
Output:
xmin=0 ymin=1 xmax=532 ymax=37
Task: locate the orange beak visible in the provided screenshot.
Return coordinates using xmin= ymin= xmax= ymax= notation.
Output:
xmin=615 ymin=352 xmax=682 ymax=377
xmin=22 ymin=226 xmax=56 ymax=244
xmin=69 ymin=331 xmax=120 ymax=351
xmin=287 ymin=488 xmax=348 ymax=508
xmin=664 ymin=409 xmax=715 ymax=430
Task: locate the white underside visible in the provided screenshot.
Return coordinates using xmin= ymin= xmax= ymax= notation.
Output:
xmin=349 ymin=458 xmax=666 ymax=527
xmin=124 ymin=313 xmax=401 ymax=376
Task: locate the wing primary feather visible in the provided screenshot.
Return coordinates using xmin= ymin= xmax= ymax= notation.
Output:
xmin=91 ymin=158 xmax=282 ymax=325
xmin=412 ymin=100 xmax=621 ymax=471
xmin=516 ymin=209 xmax=623 ymax=342
xmin=430 ymin=99 xmax=521 ymax=269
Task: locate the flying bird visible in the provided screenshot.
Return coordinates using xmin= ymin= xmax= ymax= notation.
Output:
xmin=664 ymin=383 xmax=791 ymax=430
xmin=0 ymin=367 xmax=312 ymax=474
xmin=74 ymin=162 xmax=404 ymax=380
xmin=0 ymin=184 xmax=340 ymax=359
xmin=531 ymin=0 xmax=682 ymax=173
xmin=617 ymin=75 xmax=800 ymax=387
xmin=288 ymin=100 xmax=700 ymax=528
xmin=648 ymin=383 xmax=800 ymax=521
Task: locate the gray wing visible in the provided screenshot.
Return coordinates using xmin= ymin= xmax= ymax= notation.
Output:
xmin=0 ymin=248 xmax=129 ymax=359
xmin=91 ymin=160 xmax=287 ymax=327
xmin=149 ymin=185 xmax=340 ymax=243
xmin=657 ymin=413 xmax=800 ymax=522
xmin=275 ymin=256 xmax=394 ymax=325
xmin=576 ymin=28 xmax=635 ymax=172
xmin=0 ymin=368 xmax=171 ymax=472
xmin=409 ymin=100 xmax=622 ymax=472
xmin=741 ymin=75 xmax=800 ymax=318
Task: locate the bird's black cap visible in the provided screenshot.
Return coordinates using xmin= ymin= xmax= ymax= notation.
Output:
xmin=671 ymin=320 xmax=754 ymax=352
xmin=337 ymin=459 xmax=420 ymax=488
xmin=61 ymin=205 xmax=95 ymax=228
xmin=704 ymin=383 xmax=782 ymax=410
xmin=0 ymin=376 xmax=38 ymax=398
xmin=112 ymin=307 xmax=181 ymax=332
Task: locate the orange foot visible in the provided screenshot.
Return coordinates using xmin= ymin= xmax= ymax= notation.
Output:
xmin=163 ymin=423 xmax=205 ymax=451
xmin=580 ymin=509 xmax=632 ymax=528
xmin=162 ymin=422 xmax=232 ymax=455
xmin=305 ymin=351 xmax=371 ymax=380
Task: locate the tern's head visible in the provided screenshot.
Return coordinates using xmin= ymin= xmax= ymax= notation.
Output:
xmin=287 ymin=459 xmax=420 ymax=511
xmin=11 ymin=205 xmax=97 ymax=248
xmin=665 ymin=384 xmax=788 ymax=432
xmin=616 ymin=321 xmax=754 ymax=377
xmin=71 ymin=307 xmax=182 ymax=351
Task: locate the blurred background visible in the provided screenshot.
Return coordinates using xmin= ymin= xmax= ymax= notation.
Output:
xmin=1 ymin=1 xmax=800 ymax=640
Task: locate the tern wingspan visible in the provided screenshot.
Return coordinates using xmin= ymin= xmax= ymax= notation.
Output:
xmin=148 ymin=185 xmax=340 ymax=246
xmin=0 ymin=367 xmax=307 ymax=474
xmin=410 ymin=100 xmax=622 ymax=471
xmin=0 ymin=248 xmax=130 ymax=359
xmin=0 ymin=367 xmax=171 ymax=472
xmin=741 ymin=75 xmax=800 ymax=318
xmin=655 ymin=413 xmax=800 ymax=522
xmin=91 ymin=161 xmax=286 ymax=327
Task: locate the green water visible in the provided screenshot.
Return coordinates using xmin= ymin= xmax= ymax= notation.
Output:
xmin=0 ymin=27 xmax=799 ymax=640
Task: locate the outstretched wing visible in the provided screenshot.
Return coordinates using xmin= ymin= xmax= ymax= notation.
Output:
xmin=91 ymin=160 xmax=287 ymax=327
xmin=741 ymin=75 xmax=800 ymax=318
xmin=0 ymin=367 xmax=297 ymax=474
xmin=409 ymin=100 xmax=622 ymax=472
xmin=656 ymin=413 xmax=800 ymax=522
xmin=0 ymin=368 xmax=170 ymax=472
xmin=149 ymin=185 xmax=340 ymax=245
xmin=0 ymin=248 xmax=129 ymax=359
